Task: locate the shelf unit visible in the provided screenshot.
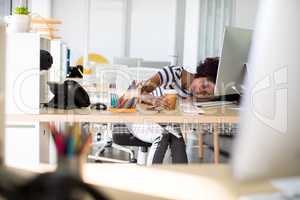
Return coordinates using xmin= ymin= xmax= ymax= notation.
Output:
xmin=5 ymin=33 xmax=69 ymax=167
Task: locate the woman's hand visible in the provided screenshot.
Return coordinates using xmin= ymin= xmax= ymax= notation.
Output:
xmin=142 ymin=95 xmax=171 ymax=109
xmin=145 ymin=95 xmax=172 ymax=110
xmin=140 ymin=74 xmax=161 ymax=94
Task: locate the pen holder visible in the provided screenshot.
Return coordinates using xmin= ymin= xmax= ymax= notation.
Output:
xmin=47 ymin=123 xmax=92 ymax=180
xmin=56 ymin=156 xmax=83 ymax=179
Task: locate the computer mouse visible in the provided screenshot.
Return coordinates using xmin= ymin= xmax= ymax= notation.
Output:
xmin=90 ymin=103 xmax=107 ymax=111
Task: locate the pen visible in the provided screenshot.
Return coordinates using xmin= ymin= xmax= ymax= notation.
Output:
xmin=48 ymin=123 xmax=65 ymax=156
xmin=80 ymin=134 xmax=92 ymax=155
xmin=66 ymin=136 xmax=75 ymax=158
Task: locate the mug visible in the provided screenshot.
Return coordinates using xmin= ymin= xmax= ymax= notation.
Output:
xmin=164 ymin=89 xmax=178 ymax=110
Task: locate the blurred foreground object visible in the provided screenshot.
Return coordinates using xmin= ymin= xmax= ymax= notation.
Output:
xmin=232 ymin=0 xmax=300 ymax=181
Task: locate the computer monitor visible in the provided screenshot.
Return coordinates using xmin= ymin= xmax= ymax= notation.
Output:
xmin=214 ymin=27 xmax=253 ymax=96
xmin=0 ymin=19 xmax=5 ymax=164
xmin=231 ymin=0 xmax=300 ymax=181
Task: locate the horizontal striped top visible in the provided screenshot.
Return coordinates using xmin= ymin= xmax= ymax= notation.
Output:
xmin=127 ymin=66 xmax=189 ymax=139
xmin=151 ymin=65 xmax=192 ymax=98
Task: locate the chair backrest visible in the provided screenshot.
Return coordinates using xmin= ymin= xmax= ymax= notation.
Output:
xmin=95 ymin=64 xmax=127 ymax=83
xmin=140 ymin=60 xmax=171 ymax=69
xmin=113 ymin=57 xmax=143 ymax=68
xmin=128 ymin=67 xmax=159 ymax=83
xmin=95 ymin=65 xmax=159 ymax=92
xmin=95 ymin=64 xmax=131 ymax=92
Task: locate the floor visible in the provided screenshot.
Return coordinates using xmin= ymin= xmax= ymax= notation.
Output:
xmin=89 ymin=130 xmax=230 ymax=165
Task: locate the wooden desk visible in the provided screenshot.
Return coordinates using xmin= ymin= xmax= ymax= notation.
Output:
xmin=6 ymin=105 xmax=240 ymax=164
xmin=7 ymin=105 xmax=239 ymax=124
xmin=8 ymin=163 xmax=277 ymax=200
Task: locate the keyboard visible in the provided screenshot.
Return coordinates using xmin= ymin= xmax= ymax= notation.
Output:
xmin=193 ymin=101 xmax=235 ymax=108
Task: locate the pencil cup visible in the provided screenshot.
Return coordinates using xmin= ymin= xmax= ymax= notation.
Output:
xmin=56 ymin=156 xmax=83 ymax=179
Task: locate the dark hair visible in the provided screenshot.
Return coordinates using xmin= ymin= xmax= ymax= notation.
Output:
xmin=195 ymin=57 xmax=219 ymax=83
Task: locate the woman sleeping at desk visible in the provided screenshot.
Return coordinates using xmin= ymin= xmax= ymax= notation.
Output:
xmin=128 ymin=57 xmax=220 ymax=165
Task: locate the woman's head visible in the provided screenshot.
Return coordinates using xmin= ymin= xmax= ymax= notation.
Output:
xmin=189 ymin=57 xmax=219 ymax=97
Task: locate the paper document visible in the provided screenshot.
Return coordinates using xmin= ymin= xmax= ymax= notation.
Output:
xmin=240 ymin=177 xmax=300 ymax=200
xmin=193 ymin=101 xmax=234 ymax=108
xmin=272 ymin=177 xmax=300 ymax=197
xmin=180 ymin=103 xmax=205 ymax=115
xmin=240 ymin=193 xmax=291 ymax=200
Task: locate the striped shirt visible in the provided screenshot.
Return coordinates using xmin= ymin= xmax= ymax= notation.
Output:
xmin=127 ymin=66 xmax=188 ymax=142
xmin=151 ymin=66 xmax=192 ymax=98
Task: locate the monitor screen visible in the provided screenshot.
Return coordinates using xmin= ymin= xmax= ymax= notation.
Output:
xmin=214 ymin=27 xmax=253 ymax=96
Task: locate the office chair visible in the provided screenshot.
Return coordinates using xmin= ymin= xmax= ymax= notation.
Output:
xmin=89 ymin=67 xmax=160 ymax=164
xmin=112 ymin=124 xmax=152 ymax=164
xmin=86 ymin=66 xmax=146 ymax=164
xmin=88 ymin=123 xmax=151 ymax=165
xmin=113 ymin=57 xmax=143 ymax=68
xmin=140 ymin=60 xmax=171 ymax=69
xmin=128 ymin=67 xmax=159 ymax=83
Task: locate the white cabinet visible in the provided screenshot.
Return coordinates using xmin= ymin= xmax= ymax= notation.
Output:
xmin=6 ymin=33 xmax=41 ymax=115
xmin=39 ymin=122 xmax=57 ymax=164
xmin=5 ymin=33 xmax=54 ymax=167
xmin=5 ymin=124 xmax=39 ymax=167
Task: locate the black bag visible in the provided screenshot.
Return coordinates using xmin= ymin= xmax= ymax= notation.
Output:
xmin=40 ymin=50 xmax=53 ymax=71
xmin=46 ymin=80 xmax=90 ymax=109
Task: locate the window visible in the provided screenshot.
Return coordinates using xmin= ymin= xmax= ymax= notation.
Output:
xmin=0 ymin=0 xmax=10 ymax=17
xmin=198 ymin=0 xmax=234 ymax=60
xmin=183 ymin=0 xmax=235 ymax=68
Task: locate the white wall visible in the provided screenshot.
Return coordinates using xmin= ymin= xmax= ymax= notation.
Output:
xmin=29 ymin=0 xmax=52 ymax=18
xmin=129 ymin=0 xmax=176 ymax=61
xmin=53 ymin=0 xmax=177 ymax=64
xmin=52 ymin=0 xmax=124 ymax=65
xmin=52 ymin=0 xmax=85 ymax=65
xmin=52 ymin=0 xmax=258 ymax=65
xmin=89 ymin=0 xmax=124 ymax=62
xmin=235 ymin=0 xmax=259 ymax=29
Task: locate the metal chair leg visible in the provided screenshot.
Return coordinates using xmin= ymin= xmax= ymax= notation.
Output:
xmin=112 ymin=143 xmax=137 ymax=163
xmin=137 ymin=147 xmax=148 ymax=165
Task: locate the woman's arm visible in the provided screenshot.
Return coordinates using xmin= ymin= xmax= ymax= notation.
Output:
xmin=140 ymin=74 xmax=161 ymax=94
xmin=139 ymin=74 xmax=162 ymax=105
xmin=139 ymin=66 xmax=176 ymax=109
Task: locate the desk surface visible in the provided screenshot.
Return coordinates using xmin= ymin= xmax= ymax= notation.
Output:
xmin=6 ymin=104 xmax=240 ymax=124
xmin=9 ymin=164 xmax=277 ymax=200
